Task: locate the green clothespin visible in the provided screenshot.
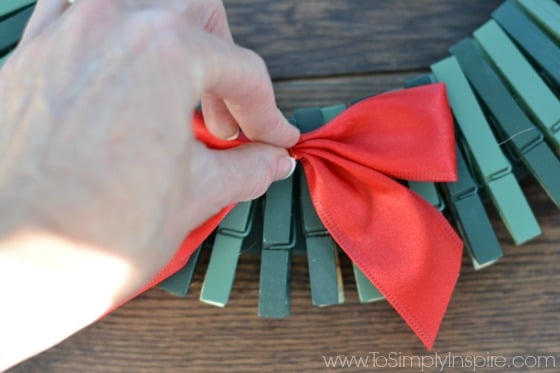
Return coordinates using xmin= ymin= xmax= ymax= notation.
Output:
xmin=0 ymin=0 xmax=34 ymax=18
xmin=431 ymin=56 xmax=541 ymax=245
xmin=451 ymin=38 xmax=560 ymax=207
xmin=258 ymin=175 xmax=295 ymax=318
xmin=493 ymin=1 xmax=560 ymax=89
xmin=315 ymin=103 xmax=386 ymax=303
xmin=444 ymin=146 xmax=503 ymax=269
xmin=405 ymin=73 xmax=503 ymax=269
xmin=200 ymin=201 xmax=257 ymax=307
xmin=516 ymin=0 xmax=560 ymax=43
xmin=0 ymin=5 xmax=34 ymax=52
xmin=294 ymin=104 xmax=384 ymax=304
xmin=352 ymin=265 xmax=384 ymax=303
xmin=159 ymin=247 xmax=202 ymax=297
xmin=474 ymin=21 xmax=560 ymax=150
xmin=289 ymin=103 xmax=385 ymax=304
xmin=408 ymin=182 xmax=445 ymax=212
xmin=291 ymin=106 xmax=323 ymax=133
xmin=294 ymin=106 xmax=345 ymax=307
xmin=299 ymin=168 xmax=344 ymax=307
xmin=321 ymin=104 xmax=346 ymax=123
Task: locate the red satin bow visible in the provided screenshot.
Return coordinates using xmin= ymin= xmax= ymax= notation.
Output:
xmin=143 ymin=83 xmax=463 ymax=349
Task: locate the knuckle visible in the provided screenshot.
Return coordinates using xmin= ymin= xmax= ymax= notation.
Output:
xmin=243 ymin=51 xmax=273 ymax=102
xmin=244 ymin=49 xmax=269 ymax=78
xmin=201 ymin=1 xmax=228 ymax=33
xmin=233 ymin=51 xmax=278 ymax=141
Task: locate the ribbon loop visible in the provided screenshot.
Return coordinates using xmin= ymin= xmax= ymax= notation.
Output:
xmin=292 ymin=84 xmax=457 ymax=182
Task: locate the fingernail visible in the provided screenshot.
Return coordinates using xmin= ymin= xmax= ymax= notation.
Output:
xmin=276 ymin=157 xmax=297 ymax=181
xmin=225 ymin=129 xmax=240 ymax=141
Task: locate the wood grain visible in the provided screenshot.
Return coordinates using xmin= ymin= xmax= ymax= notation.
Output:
xmin=9 ymin=0 xmax=560 ymax=372
xmin=223 ymin=0 xmax=502 ymax=79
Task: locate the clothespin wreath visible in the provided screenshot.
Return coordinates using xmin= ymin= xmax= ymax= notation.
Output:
xmin=141 ymin=83 xmax=463 ymax=349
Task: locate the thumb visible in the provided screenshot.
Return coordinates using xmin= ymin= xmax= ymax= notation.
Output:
xmin=209 ymin=143 xmax=296 ymax=204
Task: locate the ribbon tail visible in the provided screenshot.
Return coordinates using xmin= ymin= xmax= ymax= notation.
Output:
xmin=351 ymin=204 xmax=463 ymax=350
xmin=300 ymin=157 xmax=463 ymax=349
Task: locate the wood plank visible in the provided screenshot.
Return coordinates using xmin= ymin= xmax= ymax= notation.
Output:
xmin=224 ymin=0 xmax=503 ymax=79
xmin=10 ymin=74 xmax=560 ymax=372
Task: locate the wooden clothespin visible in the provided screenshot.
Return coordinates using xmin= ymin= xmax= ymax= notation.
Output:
xmin=432 ymin=56 xmax=541 ymax=245
xmin=493 ymin=1 xmax=560 ymax=90
xmin=199 ymin=200 xmax=259 ymax=307
xmin=294 ymin=106 xmax=345 ymax=307
xmin=474 ymin=21 xmax=560 ymax=150
xmin=451 ymin=38 xmax=560 ymax=207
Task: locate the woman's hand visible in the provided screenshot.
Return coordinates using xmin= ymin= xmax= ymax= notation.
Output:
xmin=0 ymin=0 xmax=299 ymax=369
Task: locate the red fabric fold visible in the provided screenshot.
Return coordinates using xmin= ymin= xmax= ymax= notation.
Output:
xmin=142 ymin=83 xmax=463 ymax=349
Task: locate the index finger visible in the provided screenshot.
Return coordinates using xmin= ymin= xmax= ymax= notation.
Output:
xmin=199 ymin=33 xmax=300 ymax=148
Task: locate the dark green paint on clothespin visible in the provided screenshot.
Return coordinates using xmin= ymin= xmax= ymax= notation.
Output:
xmin=451 ymin=38 xmax=560 ymax=207
xmin=297 ymin=104 xmax=349 ymax=306
xmin=493 ymin=1 xmax=560 ymax=89
xmin=305 ymin=235 xmax=344 ymax=306
xmin=262 ymin=177 xmax=294 ymax=250
xmin=299 ymin=167 xmax=344 ymax=306
xmin=258 ymin=249 xmax=291 ymax=317
xmin=321 ymin=104 xmax=346 ymax=123
xmin=159 ymin=247 xmax=202 ymax=297
xmin=200 ymin=201 xmax=256 ymax=307
xmin=327 ymin=103 xmax=388 ymax=303
xmin=516 ymin=0 xmax=560 ymax=43
xmin=220 ymin=201 xmax=255 ymax=236
xmin=291 ymin=107 xmax=323 ymax=133
xmin=406 ymin=73 xmax=503 ymax=268
xmin=474 ymin=21 xmax=560 ymax=150
xmin=408 ymin=181 xmax=445 ymax=212
xmin=431 ymin=56 xmax=541 ymax=245
xmin=301 ymin=104 xmax=347 ymax=306
xmin=353 ymin=265 xmax=384 ymax=303
xmin=443 ymin=146 xmax=503 ymax=269
xmin=0 ymin=5 xmax=33 ymax=52
xmin=291 ymin=104 xmax=348 ymax=307
xmin=258 ymin=175 xmax=295 ymax=317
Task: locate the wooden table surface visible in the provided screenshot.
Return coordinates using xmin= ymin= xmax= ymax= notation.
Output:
xmin=11 ymin=1 xmax=560 ymax=372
